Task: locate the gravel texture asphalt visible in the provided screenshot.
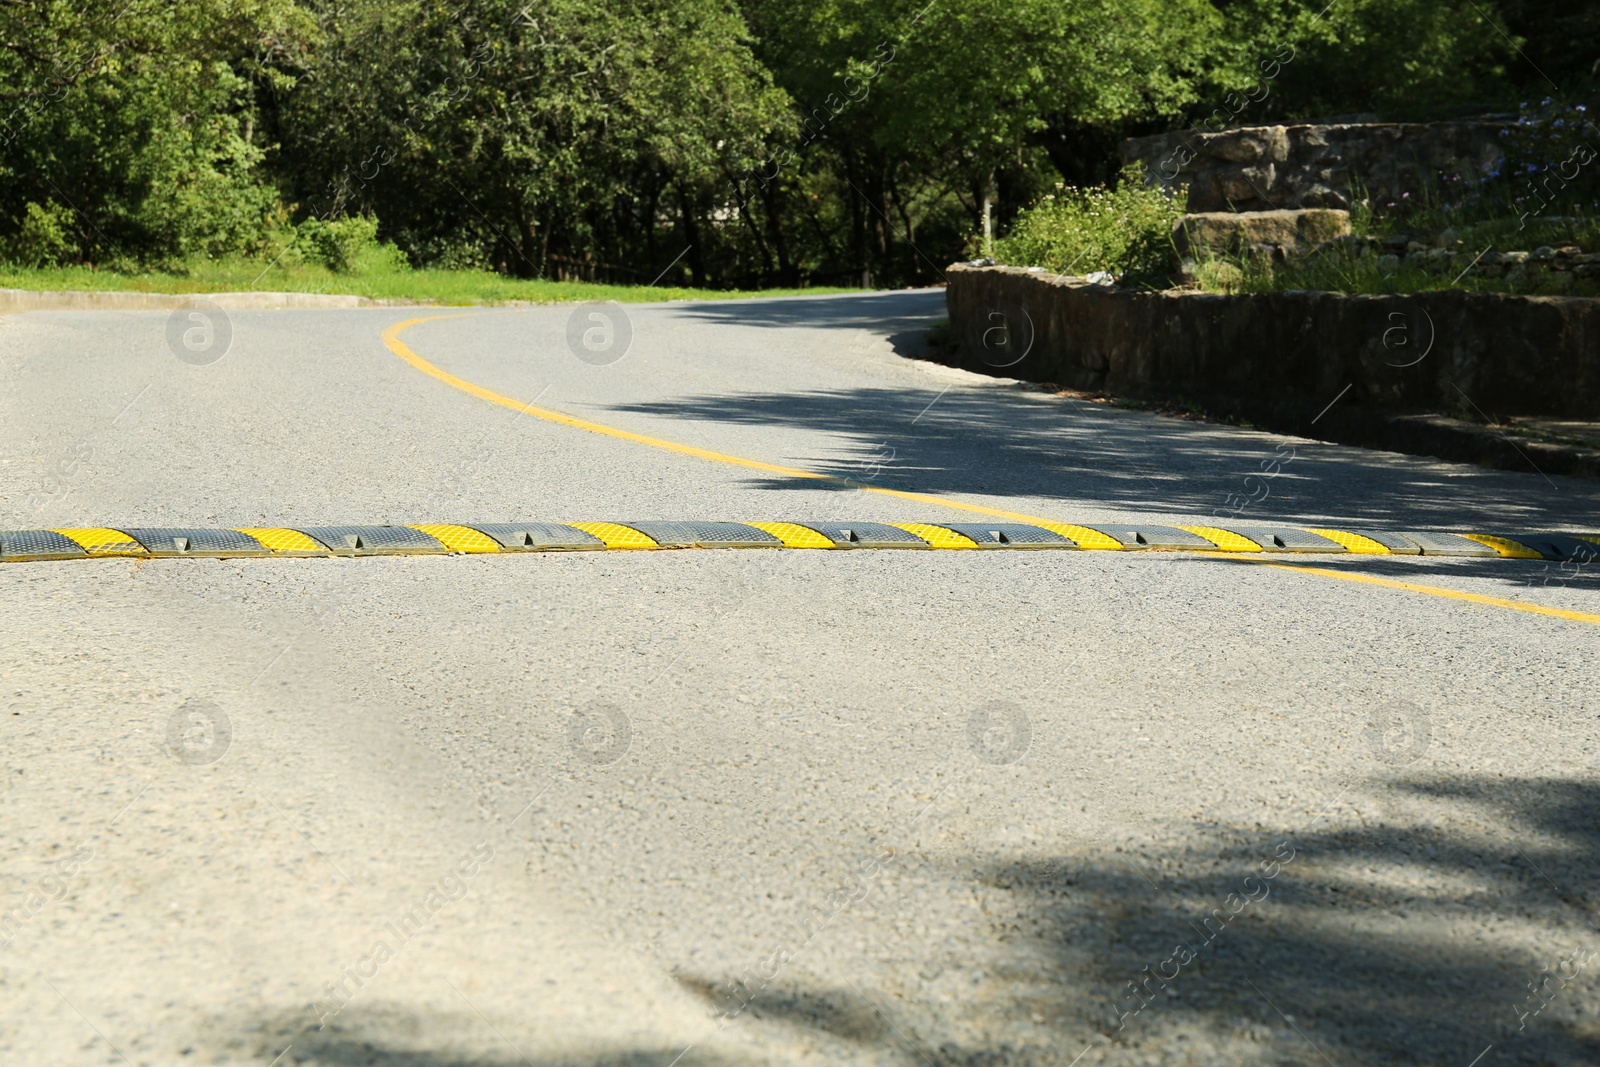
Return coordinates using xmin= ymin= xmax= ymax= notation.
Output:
xmin=3 ymin=291 xmax=1600 ymax=1066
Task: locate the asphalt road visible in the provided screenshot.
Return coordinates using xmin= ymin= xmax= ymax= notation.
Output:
xmin=4 ymin=291 xmax=1600 ymax=1067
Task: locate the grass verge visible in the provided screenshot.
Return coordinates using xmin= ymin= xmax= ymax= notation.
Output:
xmin=0 ymin=251 xmax=857 ymax=305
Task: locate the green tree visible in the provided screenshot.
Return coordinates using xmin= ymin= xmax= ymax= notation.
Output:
xmin=0 ymin=0 xmax=311 ymax=265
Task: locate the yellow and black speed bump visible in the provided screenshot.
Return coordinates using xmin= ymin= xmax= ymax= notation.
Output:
xmin=1397 ymin=531 xmax=1501 ymax=557
xmin=469 ymin=523 xmax=607 ymax=551
xmin=1093 ymin=525 xmax=1220 ymax=551
xmin=126 ymin=527 xmax=268 ymax=557
xmin=936 ymin=523 xmax=1077 ymax=548
xmin=2 ymin=522 xmax=1596 ymax=563
xmin=1225 ymin=528 xmax=1351 ymax=553
xmin=786 ymin=522 xmax=932 ymax=548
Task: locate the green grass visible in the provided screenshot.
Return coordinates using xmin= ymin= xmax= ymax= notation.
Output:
xmin=0 ymin=248 xmax=855 ymax=305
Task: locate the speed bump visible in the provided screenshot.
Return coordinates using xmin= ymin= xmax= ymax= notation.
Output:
xmin=1 ymin=522 xmax=1594 ymax=563
xmin=125 ymin=528 xmax=268 ymax=557
xmin=1470 ymin=533 xmax=1600 ymax=562
xmin=1091 ymin=525 xmax=1221 ymax=551
xmin=55 ymin=528 xmax=148 ymax=557
xmin=744 ymin=522 xmax=838 ymax=548
xmin=621 ymin=522 xmax=783 ymax=548
xmin=890 ymin=523 xmax=981 ymax=549
xmin=1306 ymin=529 xmax=1416 ymax=554
xmin=292 ymin=525 xmax=449 ymax=556
xmin=1397 ymin=531 xmax=1500 ymax=558
xmin=1176 ymin=526 xmax=1264 ymax=552
xmin=934 ymin=524 xmax=1076 ymax=548
xmin=237 ymin=528 xmax=328 ymax=555
xmin=471 ymin=523 xmax=606 ymax=550
xmin=1219 ymin=528 xmax=1350 ymax=553
xmin=787 ymin=522 xmax=931 ymax=548
xmin=0 ymin=529 xmax=88 ymax=561
xmin=565 ymin=522 xmax=658 ymax=549
xmin=408 ymin=524 xmax=501 ymax=554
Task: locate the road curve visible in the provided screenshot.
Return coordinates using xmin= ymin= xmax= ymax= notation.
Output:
xmin=3 ymin=292 xmax=1600 ymax=1066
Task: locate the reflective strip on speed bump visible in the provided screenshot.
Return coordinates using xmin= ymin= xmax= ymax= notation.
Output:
xmin=408 ymin=525 xmax=501 ymax=554
xmin=890 ymin=523 xmax=981 ymax=549
xmin=236 ymin=528 xmax=328 ymax=554
xmin=1175 ymin=526 xmax=1263 ymax=552
xmin=1306 ymin=529 xmax=1405 ymax=554
xmin=565 ymin=522 xmax=658 ymax=549
xmin=53 ymin=528 xmax=148 ymax=557
xmin=744 ymin=522 xmax=838 ymax=548
xmin=1030 ymin=523 xmax=1124 ymax=550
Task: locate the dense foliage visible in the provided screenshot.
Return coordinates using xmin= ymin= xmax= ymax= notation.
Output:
xmin=991 ymin=166 xmax=1187 ymax=279
xmin=0 ymin=0 xmax=1589 ymax=286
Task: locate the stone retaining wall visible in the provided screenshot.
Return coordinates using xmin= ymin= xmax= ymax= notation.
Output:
xmin=1120 ymin=121 xmax=1505 ymax=213
xmin=946 ymin=264 xmax=1600 ymax=419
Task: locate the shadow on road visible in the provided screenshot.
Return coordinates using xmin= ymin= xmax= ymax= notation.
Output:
xmin=1179 ymin=550 xmax=1600 ymax=600
xmin=671 ymin=290 xmax=946 ymax=333
xmin=240 ymin=777 xmax=1600 ymax=1066
xmin=601 ymin=385 xmax=1600 ymax=533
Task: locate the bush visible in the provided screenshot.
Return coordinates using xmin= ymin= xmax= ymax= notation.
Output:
xmin=1493 ymin=96 xmax=1600 ymax=221
xmin=991 ymin=165 xmax=1186 ymax=278
xmin=293 ymin=214 xmax=381 ymax=273
xmin=5 ymin=201 xmax=77 ymax=266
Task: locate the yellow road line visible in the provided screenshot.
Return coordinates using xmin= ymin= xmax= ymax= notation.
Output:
xmin=380 ymin=317 xmax=1598 ymax=628
xmin=381 ymin=316 xmax=1067 ymax=526
xmin=1250 ymin=559 xmax=1600 ymax=626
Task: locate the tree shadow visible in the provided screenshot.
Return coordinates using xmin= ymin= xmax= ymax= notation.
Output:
xmin=668 ymin=775 xmax=1600 ymax=1066
xmin=970 ymin=774 xmax=1600 ymax=1066
xmin=234 ymin=777 xmax=1600 ymax=1066
xmin=602 ymin=386 xmax=1600 ymax=529
xmin=239 ymin=1005 xmax=750 ymax=1067
xmin=1178 ymin=550 xmax=1600 ymax=599
xmin=671 ymin=290 xmax=946 ymax=333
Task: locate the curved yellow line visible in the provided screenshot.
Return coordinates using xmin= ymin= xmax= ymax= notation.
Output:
xmin=1252 ymin=560 xmax=1600 ymax=626
xmin=381 ymin=315 xmax=1063 ymax=525
xmin=381 ymin=315 xmax=1600 ymax=629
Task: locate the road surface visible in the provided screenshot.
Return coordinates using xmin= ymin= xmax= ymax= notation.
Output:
xmin=3 ymin=291 xmax=1600 ymax=1066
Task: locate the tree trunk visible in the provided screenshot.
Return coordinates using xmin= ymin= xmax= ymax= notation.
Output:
xmin=982 ymin=168 xmax=997 ymax=257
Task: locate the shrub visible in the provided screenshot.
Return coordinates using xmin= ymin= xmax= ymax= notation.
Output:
xmin=5 ymin=201 xmax=77 ymax=266
xmin=991 ymin=165 xmax=1186 ymax=279
xmin=1492 ymin=96 xmax=1600 ymax=222
xmin=294 ymin=214 xmax=381 ymax=273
